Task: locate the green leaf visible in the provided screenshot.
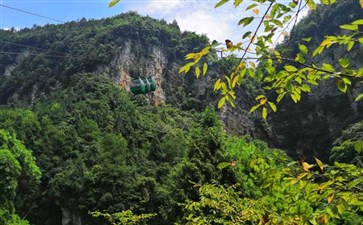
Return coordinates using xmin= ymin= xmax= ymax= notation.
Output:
xmin=302 ymin=37 xmax=312 ymax=42
xmin=305 ymin=0 xmax=316 ymax=9
xmin=347 ymin=178 xmax=363 ymax=188
xmin=247 ymin=68 xmax=255 ymax=77
xmin=313 ymin=45 xmax=324 ymax=57
xmin=347 ymin=41 xmax=355 ymax=51
xmin=342 ymin=77 xmax=351 ymax=85
xmin=319 ymin=180 xmax=334 ymax=190
xmin=185 ymin=53 xmax=196 ymax=60
xmin=352 ymin=19 xmax=363 ymax=25
xmin=201 ymin=46 xmax=211 ymax=54
xmin=358 ymin=68 xmax=363 ymax=76
xmin=195 ymin=67 xmax=201 ymax=78
xmin=268 ymin=101 xmax=277 ymax=112
xmin=322 ymin=63 xmax=334 ymax=72
xmin=218 ymin=97 xmax=226 ymax=108
xmin=300 ymin=84 xmax=311 ymax=92
xmin=250 ymin=104 xmax=260 ymax=113
xmin=234 ymin=0 xmax=243 ymax=7
xmin=242 ymin=31 xmax=252 ymax=39
xmin=355 ymin=140 xmax=363 ymax=153
xmin=211 ymin=40 xmax=220 ymax=47
xmin=262 ymin=107 xmax=267 ymax=119
xmin=225 ymin=75 xmax=232 ymax=89
xmin=283 ymin=15 xmax=292 ymax=23
xmin=336 ymin=79 xmax=348 ymax=93
xmin=277 ymin=92 xmax=286 ymax=103
xmin=321 ymin=0 xmax=328 ymax=4
xmin=321 ymin=0 xmax=335 ymax=5
xmin=291 ymin=93 xmax=299 ymax=103
xmin=108 ymin=0 xmax=120 ymax=7
xmin=337 ymin=204 xmax=345 ymax=215
xmin=289 ymin=2 xmax=297 ymax=8
xmin=338 ymin=58 xmax=350 ymax=69
xmin=246 ymin=3 xmax=258 ymax=10
xmin=215 ymin=0 xmax=229 ymax=8
xmin=238 ymin=17 xmax=254 ymax=26
xmin=314 ymin=157 xmax=324 ymax=171
xmin=217 ymin=162 xmax=231 ymax=170
xmin=274 ymin=50 xmax=281 ymax=59
xmin=284 ymin=65 xmax=298 ymax=72
xmin=203 ymin=63 xmax=208 ymax=76
xmin=286 ymin=82 xmax=294 ymax=92
xmin=227 ymin=96 xmax=235 ymax=107
xmin=214 ymin=79 xmax=222 ymax=91
xmin=298 ymin=44 xmax=308 ymax=54
xmin=272 ymin=19 xmax=283 ymax=28
xmin=340 ymin=24 xmax=358 ymax=31
xmin=355 ymin=93 xmax=363 ymax=101
xmin=179 ymin=62 xmax=195 ymax=74
xmin=255 ymin=95 xmax=266 ymax=100
xmin=221 ymin=83 xmax=227 ymax=94
xmin=295 ymin=53 xmax=305 ymax=64
xmin=360 ymin=0 xmax=363 ymax=8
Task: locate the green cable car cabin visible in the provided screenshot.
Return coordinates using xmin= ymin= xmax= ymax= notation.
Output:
xmin=130 ymin=77 xmax=157 ymax=95
xmin=147 ymin=77 xmax=157 ymax=92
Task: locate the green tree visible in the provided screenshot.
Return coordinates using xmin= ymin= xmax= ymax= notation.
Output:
xmin=90 ymin=210 xmax=155 ymax=225
xmin=183 ymin=137 xmax=363 ymax=224
xmin=0 ymin=129 xmax=41 ymax=225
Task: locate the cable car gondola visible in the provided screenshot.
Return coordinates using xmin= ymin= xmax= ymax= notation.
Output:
xmin=130 ymin=77 xmax=157 ymax=95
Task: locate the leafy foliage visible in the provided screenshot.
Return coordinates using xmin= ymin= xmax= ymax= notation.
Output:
xmin=0 ymin=129 xmax=41 ymax=225
xmin=183 ymin=137 xmax=363 ymax=225
xmin=330 ymin=121 xmax=363 ymax=166
xmin=0 ymin=73 xmax=233 ymax=225
xmin=90 ymin=210 xmax=155 ymax=225
xmin=178 ymin=0 xmax=363 ymax=119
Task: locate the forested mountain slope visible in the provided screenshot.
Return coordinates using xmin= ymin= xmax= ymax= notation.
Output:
xmin=0 ymin=12 xmax=267 ymax=140
xmin=0 ymin=12 xmax=265 ymax=225
xmin=0 ymin=73 xmax=234 ymax=225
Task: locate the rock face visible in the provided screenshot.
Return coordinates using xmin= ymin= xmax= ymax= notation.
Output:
xmin=97 ymin=41 xmax=166 ymax=105
xmin=270 ymin=80 xmax=363 ymax=160
xmin=266 ymin=0 xmax=363 ymax=160
xmin=60 ymin=207 xmax=82 ymax=225
xmin=96 ymin=41 xmax=270 ymax=141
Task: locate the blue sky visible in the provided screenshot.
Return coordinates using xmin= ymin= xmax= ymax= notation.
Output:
xmin=0 ymin=0 xmax=308 ymax=45
xmin=0 ymin=0 xmax=126 ymax=28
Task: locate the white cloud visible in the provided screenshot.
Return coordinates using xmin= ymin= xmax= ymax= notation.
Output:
xmin=125 ymin=1 xmax=245 ymax=43
xmin=141 ymin=0 xmax=184 ymax=14
xmin=175 ymin=8 xmax=238 ymax=42
xmin=2 ymin=27 xmax=20 ymax=32
xmin=123 ymin=0 xmax=311 ymax=50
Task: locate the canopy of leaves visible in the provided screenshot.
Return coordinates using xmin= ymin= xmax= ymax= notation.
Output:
xmin=0 ymin=129 xmax=41 ymax=225
xmin=183 ymin=137 xmax=363 ymax=225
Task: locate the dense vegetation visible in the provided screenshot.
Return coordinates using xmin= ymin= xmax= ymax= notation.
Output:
xmin=0 ymin=12 xmax=220 ymax=224
xmin=0 ymin=12 xmax=209 ymax=108
xmin=0 ymin=2 xmax=363 ymax=225
xmin=0 ymin=73 xmax=230 ymax=224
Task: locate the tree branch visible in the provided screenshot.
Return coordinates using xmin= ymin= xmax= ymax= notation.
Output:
xmin=233 ymin=1 xmax=274 ymax=74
